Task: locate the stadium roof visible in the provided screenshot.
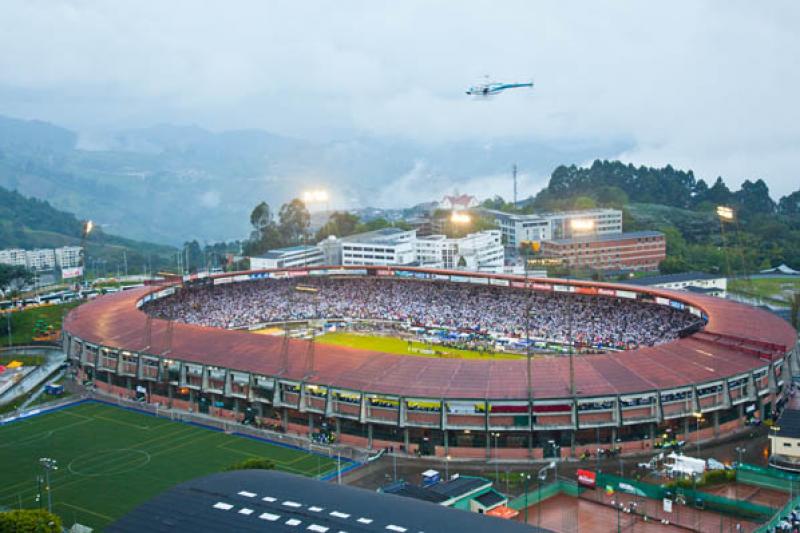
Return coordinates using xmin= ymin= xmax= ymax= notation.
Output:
xmin=546 ymin=230 xmax=664 ymax=246
xmin=107 ymin=470 xmax=541 ymax=533
xmin=64 ymin=267 xmax=797 ymax=401
xmin=626 ymin=272 xmax=723 ymax=286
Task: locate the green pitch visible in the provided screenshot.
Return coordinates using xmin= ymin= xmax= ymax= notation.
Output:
xmin=315 ymin=331 xmax=522 ymax=360
xmin=0 ymin=401 xmax=340 ymax=530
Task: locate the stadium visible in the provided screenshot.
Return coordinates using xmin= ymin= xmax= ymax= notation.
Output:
xmin=63 ymin=266 xmax=799 ymax=460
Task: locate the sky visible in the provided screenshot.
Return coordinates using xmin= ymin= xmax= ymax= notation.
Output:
xmin=1 ymin=0 xmax=799 ymax=199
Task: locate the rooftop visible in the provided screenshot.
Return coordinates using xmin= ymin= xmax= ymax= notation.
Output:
xmin=626 ymin=271 xmax=723 ymax=286
xmin=341 ymin=227 xmax=414 ymax=244
xmin=429 ymin=476 xmax=491 ymax=498
xmin=108 ymin=470 xmax=539 ymax=533
xmin=773 ymin=409 xmax=800 ymax=439
xmin=255 ymin=245 xmax=320 ymax=259
xmin=547 ymin=230 xmax=664 ymax=246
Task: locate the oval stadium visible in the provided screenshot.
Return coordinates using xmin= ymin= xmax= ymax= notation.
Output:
xmin=63 ymin=266 xmax=799 ymax=460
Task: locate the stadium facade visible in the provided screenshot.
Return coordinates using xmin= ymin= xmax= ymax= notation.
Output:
xmin=62 ymin=266 xmax=799 ymax=459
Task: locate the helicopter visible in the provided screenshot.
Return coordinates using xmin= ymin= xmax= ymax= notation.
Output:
xmin=466 ymin=77 xmax=534 ymax=97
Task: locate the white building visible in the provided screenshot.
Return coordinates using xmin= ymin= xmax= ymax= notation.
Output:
xmin=249 ymin=245 xmax=325 ymax=270
xmin=416 ymin=230 xmax=505 ymax=272
xmin=24 ymin=249 xmax=56 ymax=271
xmin=627 ymin=272 xmax=728 ymax=297
xmin=482 ymin=208 xmax=623 ymax=248
xmin=319 ymin=228 xmax=417 ymax=267
xmin=0 ymin=248 xmax=27 ymax=267
xmin=55 ymin=246 xmax=83 ymax=268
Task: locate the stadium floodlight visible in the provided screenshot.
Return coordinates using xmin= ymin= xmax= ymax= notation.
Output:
xmin=450 ymin=211 xmax=471 ymax=224
xmin=715 ymin=205 xmax=735 ymax=222
xmin=302 ymin=189 xmax=329 ymax=204
xmin=569 ymin=218 xmax=595 ymax=232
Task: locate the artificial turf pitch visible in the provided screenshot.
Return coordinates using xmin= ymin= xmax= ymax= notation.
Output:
xmin=0 ymin=401 xmax=340 ymax=530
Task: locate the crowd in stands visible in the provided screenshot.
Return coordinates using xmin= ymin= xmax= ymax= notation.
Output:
xmin=144 ymin=277 xmax=704 ymax=349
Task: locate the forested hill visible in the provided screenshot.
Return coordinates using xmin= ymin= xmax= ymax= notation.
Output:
xmin=484 ymin=160 xmax=800 ymax=273
xmin=0 ymin=185 xmax=176 ymax=273
xmin=530 ymin=160 xmax=799 ymax=216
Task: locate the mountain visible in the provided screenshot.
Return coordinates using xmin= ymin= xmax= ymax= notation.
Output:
xmin=0 ymin=186 xmax=176 ymax=274
xmin=0 ymin=115 xmax=628 ymax=245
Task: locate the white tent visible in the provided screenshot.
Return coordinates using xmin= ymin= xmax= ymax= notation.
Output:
xmin=760 ymin=263 xmax=800 ymax=275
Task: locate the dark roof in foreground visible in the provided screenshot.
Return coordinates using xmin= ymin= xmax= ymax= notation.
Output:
xmin=774 ymin=409 xmax=800 ymax=439
xmin=108 ymin=470 xmax=544 ymax=533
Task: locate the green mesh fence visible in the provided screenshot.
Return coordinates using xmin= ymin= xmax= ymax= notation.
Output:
xmin=737 ymin=463 xmax=800 ymax=493
xmin=596 ymin=472 xmax=775 ymax=521
xmin=508 ymin=479 xmax=583 ymax=510
xmin=756 ymin=493 xmax=800 ymax=533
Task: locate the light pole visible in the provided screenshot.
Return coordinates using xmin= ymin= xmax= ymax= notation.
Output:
xmin=79 ymin=220 xmax=93 ymax=289
xmin=734 ymin=446 xmax=746 ymax=500
xmin=445 ymin=454 xmax=451 ymax=480
xmin=38 ymin=458 xmax=58 ymax=513
xmin=492 ymin=431 xmax=500 ymax=482
xmin=520 ymin=472 xmax=531 ymax=524
xmin=692 ymin=412 xmax=704 ymax=456
xmin=537 ymin=461 xmax=557 ymax=529
xmin=716 ymin=205 xmax=734 ymax=277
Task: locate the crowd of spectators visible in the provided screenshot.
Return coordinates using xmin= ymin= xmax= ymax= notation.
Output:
xmin=143 ymin=277 xmax=704 ymax=349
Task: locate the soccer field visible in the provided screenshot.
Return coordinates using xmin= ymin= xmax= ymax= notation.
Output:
xmin=0 ymin=401 xmax=342 ymax=530
xmin=315 ymin=331 xmax=523 ymax=360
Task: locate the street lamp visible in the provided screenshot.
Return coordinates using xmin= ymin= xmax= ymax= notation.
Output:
xmin=491 ymin=432 xmax=500 ymax=482
xmin=692 ymin=412 xmax=704 ymax=455
xmin=520 ymin=472 xmax=531 ymax=524
xmin=445 ymin=454 xmax=451 ymax=480
xmin=38 ymin=457 xmax=58 ymax=513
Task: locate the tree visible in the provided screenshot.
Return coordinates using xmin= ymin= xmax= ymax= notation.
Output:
xmin=278 ymin=199 xmax=310 ymax=245
xmin=0 ymin=264 xmax=32 ymax=293
xmin=244 ymin=202 xmax=283 ymax=256
xmin=0 ymin=509 xmax=62 ymax=532
xmin=250 ymin=202 xmax=273 ymax=232
xmin=778 ymin=189 xmax=800 ymax=216
xmin=316 ymin=211 xmax=361 ymax=241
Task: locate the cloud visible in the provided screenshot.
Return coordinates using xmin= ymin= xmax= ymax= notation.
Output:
xmin=0 ymin=1 xmax=798 ymax=196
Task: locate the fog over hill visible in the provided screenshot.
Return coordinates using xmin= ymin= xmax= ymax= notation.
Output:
xmin=0 ymin=115 xmax=627 ymax=245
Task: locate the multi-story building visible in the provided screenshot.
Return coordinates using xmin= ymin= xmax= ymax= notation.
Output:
xmin=0 ymin=248 xmax=27 ymax=267
xmin=249 ymin=245 xmax=325 ymax=270
xmin=540 ymin=231 xmax=666 ymax=272
xmin=338 ymin=228 xmax=417 ymax=266
xmin=55 ymin=246 xmax=83 ymax=268
xmin=24 ymin=249 xmax=56 ymax=271
xmin=482 ymin=208 xmax=623 ymax=248
xmin=416 ymin=230 xmax=505 ymax=272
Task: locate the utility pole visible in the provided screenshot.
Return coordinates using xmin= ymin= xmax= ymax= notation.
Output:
xmin=512 ymin=164 xmax=518 ymax=207
xmin=123 ymin=250 xmax=128 ymax=277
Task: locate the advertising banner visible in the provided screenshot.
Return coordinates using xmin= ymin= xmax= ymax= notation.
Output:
xmin=62 ymin=266 xmax=83 ymax=279
xmin=577 ymin=469 xmax=597 ymax=488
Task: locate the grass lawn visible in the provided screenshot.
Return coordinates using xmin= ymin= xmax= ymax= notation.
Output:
xmin=0 ymin=401 xmax=340 ymax=529
xmin=729 ymin=277 xmax=800 ymax=304
xmin=2 ymin=301 xmax=81 ymax=345
xmin=315 ymin=331 xmax=522 ymax=360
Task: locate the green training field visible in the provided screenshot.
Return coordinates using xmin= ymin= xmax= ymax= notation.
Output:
xmin=315 ymin=331 xmax=522 ymax=360
xmin=0 ymin=401 xmax=339 ymax=530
